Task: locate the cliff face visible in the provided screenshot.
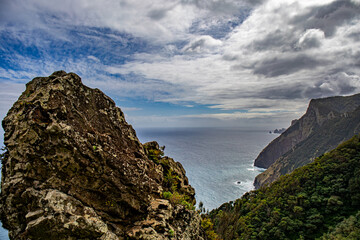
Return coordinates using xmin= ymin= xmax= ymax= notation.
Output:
xmin=211 ymin=134 xmax=360 ymax=240
xmin=254 ymin=93 xmax=360 ymax=188
xmin=0 ymin=71 xmax=204 ymax=239
xmin=254 ymin=94 xmax=360 ymax=169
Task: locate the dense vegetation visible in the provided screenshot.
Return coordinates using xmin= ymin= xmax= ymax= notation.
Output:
xmin=320 ymin=210 xmax=360 ymax=239
xmin=210 ymin=134 xmax=360 ymax=239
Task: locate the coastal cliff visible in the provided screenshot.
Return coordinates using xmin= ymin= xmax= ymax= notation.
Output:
xmin=211 ymin=134 xmax=360 ymax=239
xmin=254 ymin=93 xmax=360 ymax=188
xmin=0 ymin=71 xmax=205 ymax=239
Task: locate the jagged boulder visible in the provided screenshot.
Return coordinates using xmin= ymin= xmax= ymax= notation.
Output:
xmin=0 ymin=71 xmax=205 ymax=239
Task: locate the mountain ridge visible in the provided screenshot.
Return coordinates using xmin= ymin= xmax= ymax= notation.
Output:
xmin=254 ymin=93 xmax=360 ymax=188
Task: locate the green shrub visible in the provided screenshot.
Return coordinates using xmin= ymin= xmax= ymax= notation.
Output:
xmin=162 ymin=191 xmax=173 ymax=199
xmin=210 ymin=135 xmax=360 ymax=240
xmin=162 ymin=191 xmax=194 ymax=210
xmin=201 ymin=218 xmax=220 ymax=240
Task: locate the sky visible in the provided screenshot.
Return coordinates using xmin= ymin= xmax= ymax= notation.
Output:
xmin=1 ymin=0 xmax=360 ymax=135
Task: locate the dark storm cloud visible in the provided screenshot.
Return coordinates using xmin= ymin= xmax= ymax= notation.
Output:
xmin=291 ymin=0 xmax=360 ymax=37
xmin=337 ymin=83 xmax=357 ymax=95
xmin=183 ymin=38 xmax=207 ymax=52
xmin=243 ymin=84 xmax=305 ymax=100
xmin=254 ymin=78 xmax=356 ymax=101
xmin=244 ymin=0 xmax=360 ymax=55
xmin=249 ymin=30 xmax=297 ymax=52
xmin=212 ymin=71 xmax=359 ymax=104
xmin=208 ymin=83 xmax=306 ymax=103
xmin=147 ymin=7 xmax=172 ymax=20
xmin=180 ymin=0 xmax=264 ymax=14
xmin=256 ymin=85 xmax=305 ymax=100
xmin=257 ymin=77 xmax=356 ymax=101
xmin=354 ymin=52 xmax=360 ymax=67
xmin=303 ymin=82 xmax=356 ymax=99
xmin=252 ymin=55 xmax=327 ymax=77
xmin=348 ymin=31 xmax=360 ymax=41
xmin=246 ymin=29 xmax=322 ymax=53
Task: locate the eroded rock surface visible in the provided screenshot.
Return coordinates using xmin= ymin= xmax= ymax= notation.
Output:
xmin=0 ymin=71 xmax=204 ymax=239
xmin=254 ymin=93 xmax=360 ymax=188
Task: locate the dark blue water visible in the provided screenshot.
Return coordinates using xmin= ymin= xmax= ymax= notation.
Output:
xmin=0 ymin=127 xmax=276 ymax=238
xmin=136 ymin=127 xmax=276 ymax=210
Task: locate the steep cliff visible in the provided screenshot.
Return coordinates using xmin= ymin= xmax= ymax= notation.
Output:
xmin=211 ymin=134 xmax=360 ymax=239
xmin=254 ymin=93 xmax=360 ymax=188
xmin=0 ymin=71 xmax=205 ymax=240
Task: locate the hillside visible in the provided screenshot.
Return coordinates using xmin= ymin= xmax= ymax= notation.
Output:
xmin=210 ymin=134 xmax=360 ymax=239
xmin=0 ymin=71 xmax=205 ymax=239
xmin=254 ymin=94 xmax=360 ymax=188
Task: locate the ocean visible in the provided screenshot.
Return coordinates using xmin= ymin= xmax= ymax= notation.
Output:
xmin=0 ymin=127 xmax=276 ymax=239
xmin=0 ymin=222 xmax=7 ymax=240
xmin=136 ymin=127 xmax=276 ymax=210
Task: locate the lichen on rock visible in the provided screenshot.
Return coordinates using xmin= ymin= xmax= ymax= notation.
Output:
xmin=0 ymin=71 xmax=205 ymax=239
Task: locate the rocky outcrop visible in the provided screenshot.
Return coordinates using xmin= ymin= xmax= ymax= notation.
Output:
xmin=254 ymin=93 xmax=360 ymax=189
xmin=0 ymin=71 xmax=205 ymax=239
xmin=272 ymin=128 xmax=286 ymax=134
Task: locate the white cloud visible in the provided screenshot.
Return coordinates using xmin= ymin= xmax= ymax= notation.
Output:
xmin=109 ymin=0 xmax=360 ymax=113
xmin=1 ymin=0 xmax=360 ymax=128
xmin=182 ymin=35 xmax=223 ymax=53
xmin=298 ymin=29 xmax=325 ymax=49
xmin=87 ymin=55 xmax=100 ymax=62
xmin=1 ymin=0 xmax=251 ymax=44
xmin=319 ymin=72 xmax=360 ymax=94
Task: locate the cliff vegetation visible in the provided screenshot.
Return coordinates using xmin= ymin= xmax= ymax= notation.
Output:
xmin=210 ymin=134 xmax=360 ymax=239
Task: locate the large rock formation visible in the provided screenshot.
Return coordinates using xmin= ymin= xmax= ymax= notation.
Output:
xmin=0 ymin=71 xmax=205 ymax=239
xmin=254 ymin=93 xmax=360 ymax=188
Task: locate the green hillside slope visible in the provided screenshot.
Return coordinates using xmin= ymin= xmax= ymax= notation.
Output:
xmin=210 ymin=134 xmax=360 ymax=240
